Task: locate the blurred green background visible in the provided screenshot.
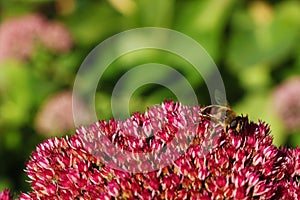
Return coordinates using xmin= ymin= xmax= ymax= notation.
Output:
xmin=0 ymin=0 xmax=300 ymax=194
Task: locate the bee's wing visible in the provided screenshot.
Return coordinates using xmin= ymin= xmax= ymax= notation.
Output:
xmin=214 ymin=89 xmax=228 ymax=106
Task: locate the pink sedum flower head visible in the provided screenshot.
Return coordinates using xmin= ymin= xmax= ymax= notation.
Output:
xmin=15 ymin=101 xmax=300 ymax=199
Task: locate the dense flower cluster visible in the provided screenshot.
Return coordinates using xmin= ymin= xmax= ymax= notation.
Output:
xmin=0 ymin=14 xmax=72 ymax=62
xmin=2 ymin=101 xmax=300 ymax=199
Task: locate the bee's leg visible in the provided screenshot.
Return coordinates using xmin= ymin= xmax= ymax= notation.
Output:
xmin=229 ymin=118 xmax=238 ymax=129
xmin=229 ymin=116 xmax=244 ymax=133
xmin=235 ymin=116 xmax=244 ymax=132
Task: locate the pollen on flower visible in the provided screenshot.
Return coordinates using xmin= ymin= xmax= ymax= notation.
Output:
xmin=12 ymin=101 xmax=300 ymax=199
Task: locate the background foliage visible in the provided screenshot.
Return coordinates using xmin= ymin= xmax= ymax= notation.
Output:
xmin=0 ymin=0 xmax=300 ymax=194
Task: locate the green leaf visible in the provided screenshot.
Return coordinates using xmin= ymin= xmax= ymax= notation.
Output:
xmin=227 ymin=1 xmax=300 ymax=70
xmin=64 ymin=1 xmax=123 ymax=46
xmin=133 ymin=0 xmax=174 ymax=27
xmin=175 ymin=0 xmax=237 ymax=61
xmin=238 ymin=64 xmax=272 ymax=91
xmin=3 ymin=130 xmax=21 ymax=150
xmin=289 ymin=132 xmax=300 ymax=147
xmin=0 ymin=62 xmax=33 ymax=127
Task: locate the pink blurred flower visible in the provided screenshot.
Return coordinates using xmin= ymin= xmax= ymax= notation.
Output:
xmin=0 ymin=14 xmax=72 ymax=62
xmin=0 ymin=14 xmax=44 ymax=61
xmin=39 ymin=21 xmax=73 ymax=53
xmin=18 ymin=101 xmax=300 ymax=199
xmin=34 ymin=91 xmax=89 ymax=136
xmin=273 ymin=77 xmax=300 ymax=131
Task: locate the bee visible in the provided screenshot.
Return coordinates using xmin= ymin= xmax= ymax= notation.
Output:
xmin=200 ymin=105 xmax=244 ymax=133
